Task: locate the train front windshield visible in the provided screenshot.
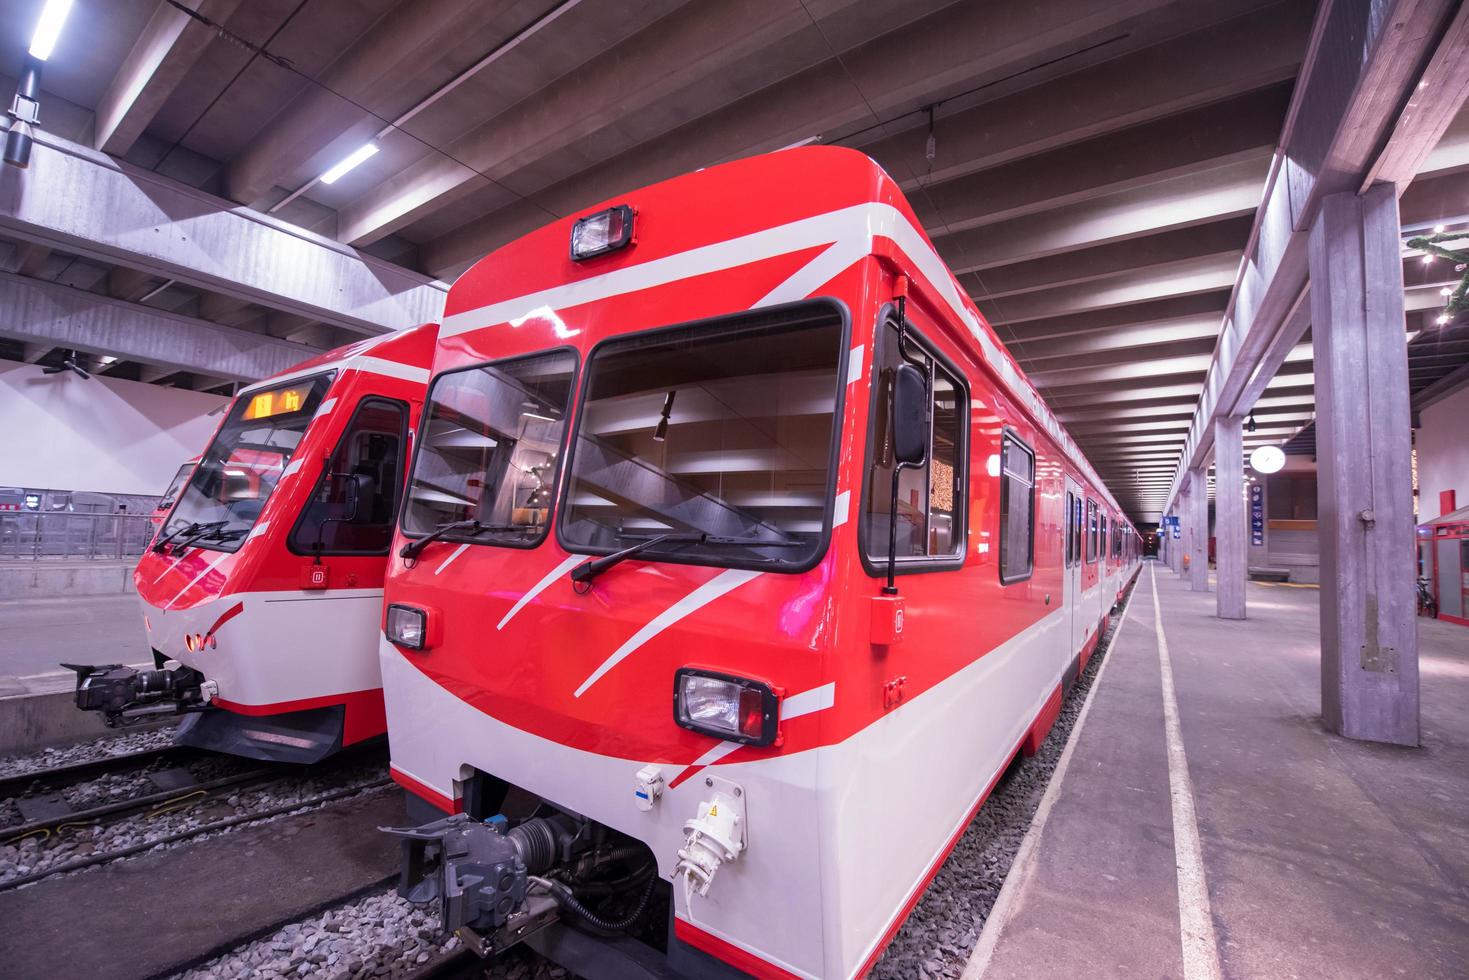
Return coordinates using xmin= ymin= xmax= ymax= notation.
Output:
xmin=155 ymin=462 xmax=195 ymax=515
xmin=559 ymin=303 xmax=845 ymax=571
xmin=161 ymin=374 xmax=333 ymax=551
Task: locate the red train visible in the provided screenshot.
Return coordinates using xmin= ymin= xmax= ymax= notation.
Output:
xmin=379 ymin=148 xmax=1139 ymax=978
xmin=69 ymin=324 xmax=437 ymax=763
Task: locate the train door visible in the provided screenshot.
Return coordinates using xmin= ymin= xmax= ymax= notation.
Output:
xmin=1064 ymin=479 xmax=1083 ymax=657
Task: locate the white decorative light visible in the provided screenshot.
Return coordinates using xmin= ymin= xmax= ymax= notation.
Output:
xmin=1250 ymin=445 xmax=1286 ymax=474
xmin=28 ymin=0 xmax=73 ymax=60
xmin=319 ymin=144 xmax=379 ymax=184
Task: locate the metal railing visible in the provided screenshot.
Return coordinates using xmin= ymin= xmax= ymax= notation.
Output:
xmin=0 ymin=512 xmax=157 ymax=560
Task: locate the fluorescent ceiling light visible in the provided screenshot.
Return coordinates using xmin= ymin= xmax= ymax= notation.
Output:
xmin=319 ymin=144 xmax=379 ymax=184
xmin=29 ymin=0 xmax=73 ymax=61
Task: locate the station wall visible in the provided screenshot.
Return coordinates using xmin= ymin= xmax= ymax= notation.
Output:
xmin=1417 ymin=382 xmax=1469 ymax=522
xmin=0 ymin=359 xmax=226 ymax=498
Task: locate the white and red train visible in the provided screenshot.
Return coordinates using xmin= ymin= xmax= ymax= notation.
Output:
xmin=69 ymin=324 xmax=437 ymax=763
xmin=378 ymin=147 xmax=1140 ymax=978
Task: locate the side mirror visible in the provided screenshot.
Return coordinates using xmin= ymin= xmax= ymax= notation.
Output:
xmin=891 ymin=363 xmax=928 ymax=467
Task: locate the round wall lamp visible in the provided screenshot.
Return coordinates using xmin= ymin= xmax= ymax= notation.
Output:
xmin=1250 ymin=445 xmax=1286 ymax=474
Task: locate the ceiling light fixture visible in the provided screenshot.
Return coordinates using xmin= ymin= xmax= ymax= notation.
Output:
xmin=319 ymin=144 xmax=379 ymax=185
xmin=28 ymin=0 xmax=73 ymax=60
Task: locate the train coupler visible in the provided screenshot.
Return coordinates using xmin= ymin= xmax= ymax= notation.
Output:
xmin=63 ymin=661 xmax=210 ymax=727
xmin=382 ymin=812 xmax=558 ymax=956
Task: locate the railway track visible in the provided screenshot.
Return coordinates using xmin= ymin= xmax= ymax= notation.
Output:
xmin=1 ymin=742 xmax=390 ymax=891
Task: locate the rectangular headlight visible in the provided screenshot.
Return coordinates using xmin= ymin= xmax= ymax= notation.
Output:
xmin=385 ymin=604 xmax=427 ymax=650
xmin=674 ymin=668 xmax=779 ymax=746
xmin=570 ymin=205 xmax=634 ymax=260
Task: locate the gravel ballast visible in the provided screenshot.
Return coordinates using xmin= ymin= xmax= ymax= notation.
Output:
xmin=173 ymin=888 xmax=569 ymax=980
xmin=0 ymin=725 xmax=178 ymax=781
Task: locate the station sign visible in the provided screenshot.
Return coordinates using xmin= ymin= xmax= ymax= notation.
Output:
xmin=1250 ymin=484 xmax=1264 ymax=546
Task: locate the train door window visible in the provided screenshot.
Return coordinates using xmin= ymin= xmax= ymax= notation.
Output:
xmin=998 ymin=432 xmax=1034 ymax=583
xmin=1069 ymin=490 xmax=1081 ymax=567
xmin=861 ymin=317 xmax=968 ymax=570
xmin=291 ymin=398 xmax=408 ymax=555
xmin=1101 ymin=513 xmax=1109 ymax=563
xmin=1072 ymin=493 xmax=1083 ymax=565
xmin=1086 ymin=498 xmax=1098 ymax=563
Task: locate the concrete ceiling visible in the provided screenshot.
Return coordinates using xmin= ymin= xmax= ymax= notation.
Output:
xmin=2 ymin=0 xmax=1467 ymax=520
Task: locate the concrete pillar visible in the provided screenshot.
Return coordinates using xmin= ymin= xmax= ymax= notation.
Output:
xmin=1188 ymin=466 xmax=1209 ymax=591
xmin=1308 ymin=184 xmax=1418 ymax=746
xmin=1215 ymin=416 xmax=1246 ymax=618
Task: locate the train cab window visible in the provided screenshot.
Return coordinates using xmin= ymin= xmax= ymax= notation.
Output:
xmin=998 ymin=433 xmax=1034 ymax=583
xmin=404 ymin=349 xmax=577 ymax=549
xmin=561 ymin=302 xmax=847 ymax=572
xmin=291 ymin=398 xmax=408 ymax=555
xmin=161 ymin=373 xmax=333 ymax=552
xmin=861 ymin=318 xmax=968 ymax=569
xmin=1086 ymin=498 xmax=1098 ymax=563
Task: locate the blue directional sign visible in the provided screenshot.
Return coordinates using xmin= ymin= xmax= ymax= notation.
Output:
xmin=1250 ymin=484 xmax=1265 ymax=546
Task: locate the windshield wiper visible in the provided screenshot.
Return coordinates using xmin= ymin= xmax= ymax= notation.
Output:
xmin=571 ymin=532 xmax=703 ymax=584
xmin=399 ymin=520 xmax=524 ymax=560
xmin=197 ymin=527 xmax=248 ymax=544
xmin=152 ymin=520 xmax=227 ymax=553
xmin=570 ymin=531 xmax=804 ymax=585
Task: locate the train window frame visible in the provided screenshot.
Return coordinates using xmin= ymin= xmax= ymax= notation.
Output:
xmin=400 ymin=346 xmax=581 ymax=553
xmin=997 ymin=430 xmax=1035 ymax=585
xmin=1086 ymin=497 xmax=1098 ymax=564
xmin=287 ymin=396 xmax=410 ymax=557
xmin=857 ymin=307 xmax=971 ymax=577
xmin=556 ymin=298 xmax=851 ymax=577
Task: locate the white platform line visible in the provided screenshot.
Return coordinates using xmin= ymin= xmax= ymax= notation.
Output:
xmin=963 ymin=570 xmax=1137 ymax=980
xmin=1150 ymin=562 xmax=1225 ymax=980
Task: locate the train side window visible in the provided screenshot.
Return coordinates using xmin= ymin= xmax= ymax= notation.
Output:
xmin=1100 ymin=513 xmax=1108 ymax=563
xmin=1086 ymin=498 xmax=1098 ymax=563
xmin=861 ymin=318 xmax=968 ymax=570
xmin=290 ymin=397 xmax=408 ymax=556
xmin=998 ymin=432 xmax=1034 ymax=583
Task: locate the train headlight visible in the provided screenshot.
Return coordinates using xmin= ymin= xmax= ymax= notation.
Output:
xmin=385 ymin=604 xmax=428 ymax=650
xmin=674 ymin=668 xmax=779 ymax=746
xmin=570 ymin=205 xmax=634 ymax=260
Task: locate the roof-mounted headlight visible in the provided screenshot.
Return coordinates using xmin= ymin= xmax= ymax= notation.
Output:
xmin=570 ymin=205 xmax=634 ymax=261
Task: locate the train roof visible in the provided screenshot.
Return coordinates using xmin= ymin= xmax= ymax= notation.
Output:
xmin=440 ymin=146 xmax=1125 ymax=518
xmin=238 ymin=321 xmax=438 ymax=396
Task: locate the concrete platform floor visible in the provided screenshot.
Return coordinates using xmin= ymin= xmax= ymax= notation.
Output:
xmin=969 ymin=561 xmax=1469 ymax=980
xmin=0 ymin=591 xmax=150 ymax=686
